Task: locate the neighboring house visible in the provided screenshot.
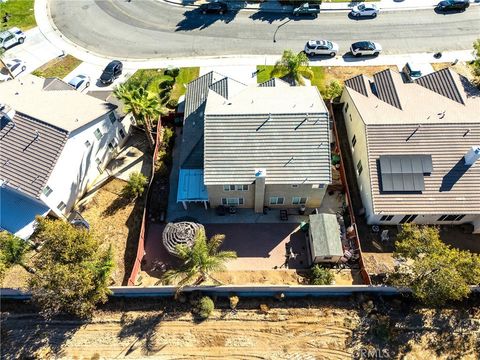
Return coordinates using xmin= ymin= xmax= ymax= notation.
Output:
xmin=177 ymin=72 xmax=332 ymax=213
xmin=340 ymin=68 xmax=480 ymax=232
xmin=0 ymin=75 xmax=132 ymax=238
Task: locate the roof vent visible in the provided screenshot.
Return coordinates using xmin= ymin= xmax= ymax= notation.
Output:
xmin=464 ymin=146 xmax=480 ymax=166
xmin=255 ymin=168 xmax=266 ymax=178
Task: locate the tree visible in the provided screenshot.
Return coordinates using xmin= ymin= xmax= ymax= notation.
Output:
xmin=114 ymin=83 xmax=164 ymax=149
xmin=388 ymin=224 xmax=480 ymax=307
xmin=194 ymin=296 xmax=214 ymax=320
xmin=309 ymin=264 xmax=334 ymax=285
xmin=28 ymin=218 xmax=114 ymax=318
xmin=0 ymin=231 xmax=32 ymax=278
xmin=122 ymin=171 xmax=148 ymax=200
xmin=162 ymin=229 xmax=237 ymax=287
xmin=271 ymin=50 xmax=314 ymax=85
xmin=324 ymin=80 xmax=343 ymax=101
xmin=472 ymin=39 xmax=480 ymax=80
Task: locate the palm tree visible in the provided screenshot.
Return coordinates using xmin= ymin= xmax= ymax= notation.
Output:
xmin=162 ymin=229 xmax=237 ymax=287
xmin=271 ymin=49 xmax=314 ymax=85
xmin=114 ymin=83 xmax=164 ymax=150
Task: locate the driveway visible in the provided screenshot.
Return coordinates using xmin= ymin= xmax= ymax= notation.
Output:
xmin=63 ymin=62 xmax=135 ymax=92
xmin=2 ymin=27 xmax=62 ymax=75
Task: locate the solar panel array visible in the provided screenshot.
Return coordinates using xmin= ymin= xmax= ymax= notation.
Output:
xmin=379 ymin=155 xmax=433 ymax=192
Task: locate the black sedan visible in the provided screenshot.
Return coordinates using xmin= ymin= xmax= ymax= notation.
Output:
xmin=199 ymin=1 xmax=228 ymax=14
xmin=100 ymin=60 xmax=123 ymax=85
xmin=436 ymin=0 xmax=469 ymax=11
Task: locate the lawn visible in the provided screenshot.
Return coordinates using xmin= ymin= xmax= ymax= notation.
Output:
xmin=0 ymin=0 xmax=36 ymax=31
xmin=125 ymin=67 xmax=199 ymax=107
xmin=257 ymin=64 xmax=398 ymax=97
xmin=31 ymin=55 xmax=82 ymax=79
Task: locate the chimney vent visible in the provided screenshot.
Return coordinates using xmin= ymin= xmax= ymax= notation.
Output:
xmin=465 ymin=146 xmax=480 ymax=166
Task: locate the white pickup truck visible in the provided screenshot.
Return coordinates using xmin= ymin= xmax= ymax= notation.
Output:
xmin=0 ymin=27 xmax=26 ymax=50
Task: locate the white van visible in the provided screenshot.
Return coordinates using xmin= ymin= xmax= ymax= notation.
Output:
xmin=0 ymin=27 xmax=26 ymax=50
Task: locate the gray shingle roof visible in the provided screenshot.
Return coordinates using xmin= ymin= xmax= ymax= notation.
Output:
xmin=344 ymin=74 xmax=368 ymax=97
xmin=42 ymin=78 xmax=74 ymax=91
xmin=415 ymin=68 xmax=465 ymax=104
xmin=373 ymin=70 xmax=402 ymax=110
xmin=0 ymin=111 xmax=68 ymax=198
xmin=259 ymin=78 xmax=290 ymax=88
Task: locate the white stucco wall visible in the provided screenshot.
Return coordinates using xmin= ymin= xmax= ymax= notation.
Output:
xmin=39 ymin=111 xmax=132 ymax=217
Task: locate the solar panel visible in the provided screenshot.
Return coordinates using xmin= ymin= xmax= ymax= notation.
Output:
xmin=379 ymin=155 xmax=432 ymax=192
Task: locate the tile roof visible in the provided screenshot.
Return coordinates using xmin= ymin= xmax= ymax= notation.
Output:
xmin=204 ymin=85 xmax=331 ymax=185
xmin=0 ymin=74 xmax=116 ymax=132
xmin=373 ymin=70 xmax=403 ymax=110
xmin=366 ymin=123 xmax=480 ymax=214
xmin=0 ymin=111 xmax=68 ymax=198
xmin=344 ymin=74 xmax=368 ymax=97
xmin=415 ymin=68 xmax=465 ymax=105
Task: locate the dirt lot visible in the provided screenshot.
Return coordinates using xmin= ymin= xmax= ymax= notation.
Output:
xmin=2 ymin=297 xmax=480 ymax=359
xmin=79 ymin=178 xmax=144 ymax=286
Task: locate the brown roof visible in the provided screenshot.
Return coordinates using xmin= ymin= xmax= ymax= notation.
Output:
xmin=373 ymin=70 xmax=403 ymax=110
xmin=415 ymin=68 xmax=465 ymax=105
xmin=0 ymin=111 xmax=68 ymax=198
xmin=344 ymin=74 xmax=368 ymax=97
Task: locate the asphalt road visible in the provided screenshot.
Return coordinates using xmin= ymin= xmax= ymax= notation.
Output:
xmin=49 ymin=0 xmax=480 ymax=59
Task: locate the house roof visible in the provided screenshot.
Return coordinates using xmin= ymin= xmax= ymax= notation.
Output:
xmin=0 ymin=111 xmax=68 ymax=198
xmin=308 ymin=213 xmax=343 ymax=258
xmin=0 ymin=74 xmax=116 ymax=132
xmin=203 ymin=84 xmax=331 ymax=185
xmin=344 ymin=68 xmax=479 ymax=125
xmin=344 ymin=68 xmax=480 ymax=214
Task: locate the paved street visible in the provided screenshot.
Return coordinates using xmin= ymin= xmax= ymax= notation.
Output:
xmin=49 ymin=0 xmax=480 ymax=59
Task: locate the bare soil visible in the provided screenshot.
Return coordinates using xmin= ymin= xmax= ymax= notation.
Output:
xmin=79 ymin=178 xmax=144 ymax=285
xmin=431 ymin=61 xmax=475 ymax=80
xmin=2 ymin=297 xmax=480 ymax=359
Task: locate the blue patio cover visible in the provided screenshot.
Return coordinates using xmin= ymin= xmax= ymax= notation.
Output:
xmin=177 ymin=169 xmax=209 ymax=202
xmin=0 ymin=186 xmax=50 ymax=238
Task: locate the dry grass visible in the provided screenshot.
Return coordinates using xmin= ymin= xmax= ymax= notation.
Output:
xmin=431 ymin=62 xmax=475 ymax=80
xmin=321 ymin=65 xmax=399 ymax=87
xmin=31 ymin=55 xmax=82 ymax=79
xmin=80 ymin=178 xmax=144 ymax=285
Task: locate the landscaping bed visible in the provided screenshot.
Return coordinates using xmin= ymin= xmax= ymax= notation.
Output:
xmin=0 ymin=0 xmax=35 ymax=30
xmin=31 ymin=55 xmax=82 ymax=79
xmin=79 ymin=178 xmax=145 ymax=286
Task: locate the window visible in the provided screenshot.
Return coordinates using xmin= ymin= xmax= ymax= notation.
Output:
xmin=292 ymin=197 xmax=307 ymax=205
xmin=95 ymin=158 xmax=102 ymax=166
xmin=400 ymin=215 xmax=417 ymax=224
xmin=312 ymin=184 xmax=325 ymax=189
xmin=349 ymin=114 xmax=352 ymax=122
xmin=119 ymin=129 xmax=126 ymax=139
xmin=109 ymin=112 xmax=116 ymax=124
xmin=344 ymin=103 xmax=349 ymax=113
xmin=223 ymin=185 xmax=248 ymax=191
xmin=221 ymin=198 xmax=244 ymax=206
xmin=108 ymin=141 xmax=117 ymax=152
xmin=57 ymin=201 xmax=66 ymax=211
xmin=270 ymin=197 xmax=284 ymax=205
xmin=356 ymin=160 xmax=363 ymax=175
xmin=380 ymin=215 xmax=394 ymax=221
xmin=351 ymin=135 xmax=357 ymax=147
xmin=94 ymin=128 xmax=102 ymax=140
xmin=84 ymin=140 xmax=91 ymax=147
xmin=42 ymin=186 xmax=53 ymax=197
xmin=437 ymin=215 xmax=466 ymax=221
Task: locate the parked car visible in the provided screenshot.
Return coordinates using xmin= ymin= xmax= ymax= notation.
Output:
xmin=99 ymin=60 xmax=123 ymax=85
xmin=402 ymin=62 xmax=434 ymax=82
xmin=350 ymin=3 xmax=379 ymax=18
xmin=0 ymin=27 xmax=26 ymax=50
xmin=68 ymin=74 xmax=91 ymax=92
xmin=293 ymin=3 xmax=321 ymax=17
xmin=199 ymin=1 xmax=228 ymax=14
xmin=350 ymin=41 xmax=382 ymax=56
xmin=436 ymin=0 xmax=469 ymax=11
xmin=304 ymin=40 xmax=339 ymax=57
xmin=0 ymin=58 xmax=26 ymax=81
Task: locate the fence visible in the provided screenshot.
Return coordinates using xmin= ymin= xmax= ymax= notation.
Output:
xmin=329 ymin=101 xmax=372 ymax=285
xmin=127 ymin=118 xmax=164 ymax=286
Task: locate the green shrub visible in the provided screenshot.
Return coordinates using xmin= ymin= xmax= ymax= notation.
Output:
xmin=164 ymin=68 xmax=180 ymax=78
xmin=310 ymin=265 xmax=334 ymax=285
xmin=195 ymin=296 xmax=214 ymax=319
xmin=160 ymin=89 xmax=171 ymax=101
xmin=159 ymin=79 xmax=174 ymax=90
xmin=324 ymin=80 xmax=343 ymax=101
xmin=163 ymin=127 xmax=175 ymax=145
xmin=166 ymin=99 xmax=178 ymax=109
xmin=122 ymin=172 xmax=148 ymax=200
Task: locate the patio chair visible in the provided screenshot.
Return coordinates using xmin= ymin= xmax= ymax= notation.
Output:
xmin=381 ymin=230 xmax=389 ymax=242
